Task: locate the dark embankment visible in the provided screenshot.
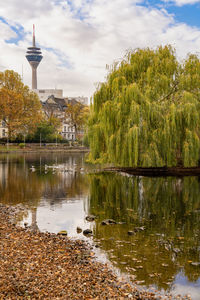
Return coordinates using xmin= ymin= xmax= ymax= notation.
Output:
xmin=104 ymin=166 xmax=200 ymax=177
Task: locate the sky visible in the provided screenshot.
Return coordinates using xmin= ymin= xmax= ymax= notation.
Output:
xmin=1 ymin=0 xmax=200 ymax=99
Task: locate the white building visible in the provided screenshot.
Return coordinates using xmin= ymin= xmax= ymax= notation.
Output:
xmin=68 ymin=96 xmax=88 ymax=105
xmin=0 ymin=121 xmax=8 ymax=139
xmin=61 ymin=123 xmax=76 ymax=141
xmin=33 ymin=89 xmax=63 ymax=102
xmin=42 ymin=96 xmax=76 ymax=141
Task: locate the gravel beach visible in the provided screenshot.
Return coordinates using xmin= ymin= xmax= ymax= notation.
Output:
xmin=0 ymin=204 xmax=188 ymax=299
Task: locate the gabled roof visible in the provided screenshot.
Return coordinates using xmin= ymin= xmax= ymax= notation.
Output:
xmin=42 ymin=95 xmax=84 ymax=113
xmin=43 ymin=95 xmax=68 ymax=111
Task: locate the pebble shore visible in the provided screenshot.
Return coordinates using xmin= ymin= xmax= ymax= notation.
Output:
xmin=0 ymin=204 xmax=189 ymax=299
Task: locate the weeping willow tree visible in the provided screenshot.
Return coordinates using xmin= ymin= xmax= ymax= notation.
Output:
xmin=87 ymin=45 xmax=200 ymax=167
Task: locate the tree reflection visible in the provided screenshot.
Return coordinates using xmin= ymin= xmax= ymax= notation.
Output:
xmin=88 ymin=173 xmax=200 ymax=289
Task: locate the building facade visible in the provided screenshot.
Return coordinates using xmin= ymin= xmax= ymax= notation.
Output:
xmin=34 ymin=89 xmax=63 ymax=102
xmin=61 ymin=123 xmax=76 ymax=141
xmin=42 ymin=95 xmax=77 ymax=141
xmin=0 ymin=121 xmax=8 ymax=139
xmin=67 ymin=96 xmax=88 ymax=106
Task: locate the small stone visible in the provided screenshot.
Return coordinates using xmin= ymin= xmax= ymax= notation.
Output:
xmin=76 ymin=227 xmax=82 ymax=233
xmin=85 ymin=215 xmax=96 ymax=222
xmin=83 ymin=229 xmax=92 ymax=235
xmin=190 ymin=262 xmax=200 ymax=266
xmin=161 ymin=263 xmax=169 ymax=267
xmin=128 ymin=231 xmax=135 ymax=236
xmin=134 ymin=226 xmax=145 ymax=232
xmin=173 ymin=248 xmax=181 ymax=254
xmin=57 ymin=230 xmax=68 ymax=236
xmin=101 ymin=219 xmax=116 ymax=225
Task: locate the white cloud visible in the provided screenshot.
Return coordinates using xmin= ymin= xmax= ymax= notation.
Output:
xmin=0 ymin=0 xmax=200 ymax=98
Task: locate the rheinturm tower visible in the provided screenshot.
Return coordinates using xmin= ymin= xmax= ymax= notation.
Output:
xmin=26 ymin=25 xmax=43 ymax=90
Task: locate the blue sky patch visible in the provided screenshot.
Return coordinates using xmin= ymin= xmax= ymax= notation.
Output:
xmin=144 ymin=0 xmax=200 ymax=28
xmin=166 ymin=3 xmax=200 ymax=28
xmin=0 ymin=16 xmax=26 ymax=45
xmin=43 ymin=46 xmax=74 ymax=69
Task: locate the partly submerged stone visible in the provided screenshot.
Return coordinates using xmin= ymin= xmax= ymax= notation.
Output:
xmin=83 ymin=229 xmax=92 ymax=235
xmin=101 ymin=219 xmax=117 ymax=225
xmin=134 ymin=226 xmax=145 ymax=232
xmin=85 ymin=215 xmax=96 ymax=222
xmin=57 ymin=230 xmax=68 ymax=236
xmin=24 ymin=222 xmax=28 ymax=228
xmin=190 ymin=262 xmax=200 ymax=266
xmin=128 ymin=231 xmax=135 ymax=236
xmin=76 ymin=227 xmax=82 ymax=233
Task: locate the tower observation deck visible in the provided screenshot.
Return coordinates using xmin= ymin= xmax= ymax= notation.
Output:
xmin=26 ymin=25 xmax=43 ymax=90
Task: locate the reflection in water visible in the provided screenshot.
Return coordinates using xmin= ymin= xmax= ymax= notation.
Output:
xmin=0 ymin=153 xmax=90 ymax=231
xmin=88 ymin=174 xmax=200 ymax=297
xmin=0 ymin=153 xmax=89 ymax=207
xmin=0 ymin=154 xmax=200 ymax=298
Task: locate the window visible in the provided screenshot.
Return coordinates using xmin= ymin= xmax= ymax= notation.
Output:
xmin=68 ymin=134 xmax=70 ymax=139
xmin=2 ymin=121 xmax=6 ymax=128
xmin=72 ymin=134 xmax=74 ymax=140
xmin=64 ymin=126 xmax=66 ymax=132
xmin=2 ymin=129 xmax=5 ymax=137
xmin=64 ymin=133 xmax=66 ymax=138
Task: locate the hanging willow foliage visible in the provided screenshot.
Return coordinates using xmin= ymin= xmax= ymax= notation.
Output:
xmin=87 ymin=45 xmax=200 ymax=167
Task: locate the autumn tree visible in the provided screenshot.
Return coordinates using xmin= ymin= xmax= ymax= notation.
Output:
xmin=42 ymin=100 xmax=62 ymax=132
xmin=0 ymin=70 xmax=42 ymax=139
xmin=65 ymin=102 xmax=89 ymax=133
xmin=87 ymin=45 xmax=200 ymax=167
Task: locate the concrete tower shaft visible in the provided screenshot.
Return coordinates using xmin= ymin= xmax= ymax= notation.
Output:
xmin=26 ymin=25 xmax=43 ymax=90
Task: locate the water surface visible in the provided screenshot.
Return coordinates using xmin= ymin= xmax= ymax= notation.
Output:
xmin=0 ymin=153 xmax=199 ymax=299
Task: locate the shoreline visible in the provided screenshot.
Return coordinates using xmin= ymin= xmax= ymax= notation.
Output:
xmin=0 ymin=203 xmax=157 ymax=299
xmin=0 ymin=203 xmax=185 ymax=299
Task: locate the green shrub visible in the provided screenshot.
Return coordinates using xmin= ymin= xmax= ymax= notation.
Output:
xmin=19 ymin=143 xmax=25 ymax=149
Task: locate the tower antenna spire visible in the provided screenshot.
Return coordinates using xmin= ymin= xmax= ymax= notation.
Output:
xmin=33 ymin=24 xmax=36 ymax=47
xmin=26 ymin=25 xmax=43 ymax=89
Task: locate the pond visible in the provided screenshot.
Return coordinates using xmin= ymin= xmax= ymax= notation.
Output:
xmin=0 ymin=153 xmax=200 ymax=299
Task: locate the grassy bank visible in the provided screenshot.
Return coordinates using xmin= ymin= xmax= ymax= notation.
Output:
xmin=0 ymin=144 xmax=89 ymax=153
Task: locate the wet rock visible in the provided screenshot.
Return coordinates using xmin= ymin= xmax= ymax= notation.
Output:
xmin=24 ymin=222 xmax=28 ymax=228
xmin=128 ymin=231 xmax=135 ymax=236
xmin=134 ymin=226 xmax=145 ymax=232
xmin=85 ymin=215 xmax=96 ymax=222
xmin=135 ymin=265 xmax=143 ymax=269
xmin=101 ymin=219 xmax=116 ymax=225
xmin=76 ymin=227 xmax=82 ymax=233
xmin=190 ymin=262 xmax=200 ymax=266
xmin=83 ymin=229 xmax=92 ymax=235
xmin=173 ymin=248 xmax=181 ymax=254
xmin=161 ymin=263 xmax=169 ymax=267
xmin=57 ymin=230 xmax=68 ymax=236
